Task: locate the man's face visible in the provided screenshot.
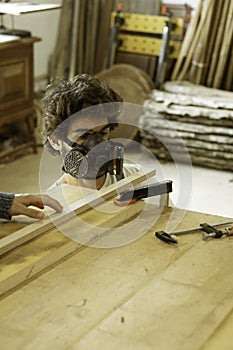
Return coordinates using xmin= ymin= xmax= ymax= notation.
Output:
xmin=48 ymin=112 xmax=111 ymax=157
xmin=61 ymin=114 xmax=114 ymax=180
xmin=67 ymin=114 xmax=110 ymax=146
xmin=48 ymin=112 xmax=124 ymax=181
xmin=53 ymin=114 xmax=110 ymax=157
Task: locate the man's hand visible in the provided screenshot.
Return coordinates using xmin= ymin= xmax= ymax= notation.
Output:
xmin=10 ymin=194 xmax=63 ymax=219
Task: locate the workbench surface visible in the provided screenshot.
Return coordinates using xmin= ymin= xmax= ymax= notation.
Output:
xmin=0 ymin=184 xmax=233 ymax=350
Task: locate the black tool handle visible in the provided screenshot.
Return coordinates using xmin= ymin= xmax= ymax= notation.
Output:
xmin=118 ymin=180 xmax=173 ymax=202
xmin=155 ymin=231 xmax=177 ymax=244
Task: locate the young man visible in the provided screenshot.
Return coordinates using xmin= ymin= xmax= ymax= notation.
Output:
xmin=42 ymin=74 xmax=141 ymax=190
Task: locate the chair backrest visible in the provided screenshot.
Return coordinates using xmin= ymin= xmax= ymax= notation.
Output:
xmin=106 ymin=11 xmax=184 ymax=87
xmin=112 ymin=12 xmax=183 ymax=55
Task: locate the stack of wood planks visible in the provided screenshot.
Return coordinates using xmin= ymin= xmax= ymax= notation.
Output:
xmin=138 ymin=80 xmax=233 ymax=171
xmin=171 ymin=0 xmax=233 ymax=90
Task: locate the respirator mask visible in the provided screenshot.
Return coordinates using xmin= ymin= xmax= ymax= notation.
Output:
xmin=62 ymin=133 xmax=124 ymax=180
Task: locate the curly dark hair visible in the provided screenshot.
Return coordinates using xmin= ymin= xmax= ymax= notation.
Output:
xmin=41 ymin=73 xmax=123 ymax=154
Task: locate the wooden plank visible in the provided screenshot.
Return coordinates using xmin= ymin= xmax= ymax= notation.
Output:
xmin=141 ymin=128 xmax=233 ymax=146
xmin=207 ymin=0 xmax=229 ymax=86
xmin=76 ymin=0 xmax=85 ymax=73
xmin=0 ymin=209 xmax=232 ymax=349
xmin=146 ymin=143 xmax=233 ymax=161
xmin=141 ymin=129 xmax=233 ymax=151
xmin=188 ymin=0 xmax=216 ymax=84
xmin=172 ymin=0 xmax=232 ymax=89
xmin=144 ymin=99 xmax=233 ymax=120
xmin=213 ymin=0 xmax=233 ymax=88
xmin=72 ymin=236 xmax=233 ymax=350
xmin=225 ymin=46 xmax=233 ymax=90
xmin=0 ymin=170 xmax=155 ymax=256
xmin=84 ymin=0 xmax=100 ymax=73
xmin=150 ymin=89 xmax=233 ymax=109
xmin=0 ymin=199 xmax=146 ymax=297
xmin=171 ymin=0 xmax=203 ymax=80
xmin=197 ymin=0 xmax=223 ymax=85
xmin=140 ymin=144 xmax=233 ymax=171
xmin=164 ymin=80 xmax=233 ymax=98
xmin=201 ymin=311 xmax=233 ymax=350
xmin=69 ymin=0 xmax=80 ymax=79
xmin=142 ymin=115 xmax=233 ymax=136
xmin=176 ymin=0 xmax=213 ymax=81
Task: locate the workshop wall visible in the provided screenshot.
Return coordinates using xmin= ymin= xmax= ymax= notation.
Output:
xmin=2 ymin=0 xmax=62 ymax=82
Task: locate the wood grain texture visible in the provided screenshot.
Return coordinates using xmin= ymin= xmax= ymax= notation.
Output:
xmin=0 ymin=169 xmax=155 ymax=256
xmin=0 ymin=208 xmax=232 ymax=350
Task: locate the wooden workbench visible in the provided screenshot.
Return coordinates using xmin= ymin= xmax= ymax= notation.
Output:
xmin=0 ymin=180 xmax=233 ymax=350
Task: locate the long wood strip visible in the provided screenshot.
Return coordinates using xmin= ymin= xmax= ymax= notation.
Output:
xmin=68 ymin=0 xmax=80 ymax=79
xmin=225 ymin=48 xmax=233 ymax=90
xmin=213 ymin=0 xmax=233 ymax=88
xmin=191 ymin=1 xmax=218 ymax=85
xmin=76 ymin=0 xmax=85 ymax=73
xmin=207 ymin=0 xmax=229 ymax=86
xmin=144 ymin=100 xmax=233 ymax=120
xmin=143 ymin=129 xmax=233 ymax=147
xmin=199 ymin=0 xmax=223 ymax=84
xmin=141 ymin=146 xmax=233 ymax=170
xmin=171 ymin=0 xmax=203 ymax=80
xmin=176 ymin=0 xmax=213 ymax=81
xmin=164 ymin=80 xmax=233 ymax=97
xmin=0 ymin=169 xmax=155 ymax=256
xmin=150 ymin=89 xmax=233 ymax=109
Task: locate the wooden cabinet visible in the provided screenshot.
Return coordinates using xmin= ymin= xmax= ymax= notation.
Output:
xmin=0 ymin=36 xmax=41 ymax=160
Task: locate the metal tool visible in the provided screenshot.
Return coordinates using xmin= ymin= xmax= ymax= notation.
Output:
xmin=114 ymin=180 xmax=173 ymax=206
xmin=155 ymin=7 xmax=176 ymax=88
xmin=200 ymin=223 xmax=233 ymax=240
xmin=104 ymin=2 xmax=124 ymax=69
xmin=155 ymin=221 xmax=233 ymax=244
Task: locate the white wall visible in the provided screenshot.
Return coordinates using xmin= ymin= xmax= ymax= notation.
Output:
xmin=162 ymin=0 xmax=199 ymax=8
xmin=2 ymin=0 xmax=62 ymax=79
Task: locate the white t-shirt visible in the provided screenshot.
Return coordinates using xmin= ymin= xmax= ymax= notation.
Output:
xmin=102 ymin=163 xmax=141 ymax=188
xmin=48 ymin=163 xmax=142 ymax=190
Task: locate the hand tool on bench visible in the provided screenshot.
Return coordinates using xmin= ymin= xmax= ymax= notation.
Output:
xmin=200 ymin=223 xmax=233 ymax=240
xmin=155 ymin=221 xmax=233 ymax=244
xmin=114 ymin=180 xmax=173 ymax=206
